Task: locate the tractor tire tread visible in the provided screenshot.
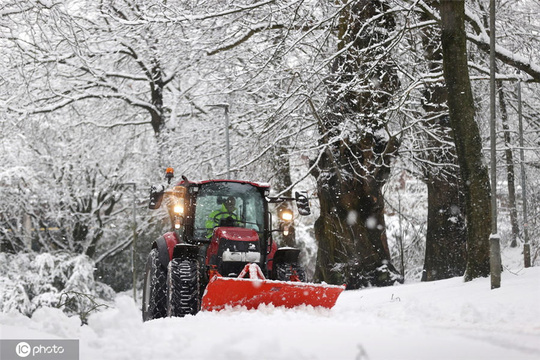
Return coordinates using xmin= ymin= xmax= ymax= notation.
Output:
xmin=168 ymin=258 xmax=200 ymax=317
xmin=142 ymin=248 xmax=167 ymax=321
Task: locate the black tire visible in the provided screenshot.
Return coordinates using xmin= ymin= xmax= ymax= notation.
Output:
xmin=274 ymin=262 xmax=306 ymax=282
xmin=167 ymin=258 xmax=200 ymax=317
xmin=142 ymin=248 xmax=167 ymax=321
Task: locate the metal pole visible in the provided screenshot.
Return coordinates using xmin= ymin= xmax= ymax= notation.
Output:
xmin=208 ymin=103 xmax=231 ymax=179
xmin=224 ymin=105 xmax=230 ymax=179
xmin=489 ymin=0 xmax=501 ymax=289
xmin=132 ymin=184 xmax=137 ymax=300
xmin=23 ymin=213 xmax=32 ymax=251
xmin=398 ymin=190 xmax=405 ymax=279
xmin=489 ymin=0 xmax=497 ymax=234
xmin=517 ymin=80 xmax=531 ymax=268
xmin=123 ymin=182 xmax=138 ymax=300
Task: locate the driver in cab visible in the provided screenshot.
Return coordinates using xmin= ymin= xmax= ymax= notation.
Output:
xmin=205 ymin=196 xmax=239 ymax=237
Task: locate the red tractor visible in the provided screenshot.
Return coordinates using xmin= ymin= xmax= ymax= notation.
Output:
xmin=142 ymin=170 xmax=344 ymax=321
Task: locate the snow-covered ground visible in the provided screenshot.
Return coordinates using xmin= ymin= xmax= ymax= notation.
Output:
xmin=1 ymin=264 xmax=539 ymax=360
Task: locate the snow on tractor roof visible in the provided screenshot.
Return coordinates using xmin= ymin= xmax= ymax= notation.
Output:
xmin=176 ymin=179 xmax=271 ymax=189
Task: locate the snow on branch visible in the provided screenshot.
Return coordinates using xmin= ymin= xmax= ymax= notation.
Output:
xmin=72 ymin=120 xmax=151 ymax=129
xmin=189 ymin=0 xmax=276 ymax=21
xmin=411 ymin=0 xmax=540 ymax=82
xmin=109 ymin=0 xmax=276 ymax=25
xmin=466 ymin=33 xmax=540 ymax=83
xmin=9 ymin=91 xmax=157 ymax=116
xmin=464 ymin=8 xmax=540 ymax=83
xmin=207 ymin=23 xmax=287 ymax=56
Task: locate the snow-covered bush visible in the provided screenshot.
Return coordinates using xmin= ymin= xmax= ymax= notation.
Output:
xmin=0 ymin=252 xmax=114 ymax=320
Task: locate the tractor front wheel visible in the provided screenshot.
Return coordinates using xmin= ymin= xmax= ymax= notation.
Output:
xmin=167 ymin=258 xmax=201 ymax=317
xmin=142 ymin=248 xmax=168 ymax=321
xmin=274 ymin=262 xmax=306 ymax=282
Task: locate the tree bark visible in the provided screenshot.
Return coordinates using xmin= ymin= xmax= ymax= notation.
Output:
xmin=440 ymin=0 xmax=491 ymax=281
xmin=313 ymin=0 xmax=401 ymax=288
xmin=423 ymin=177 xmax=467 ymax=280
xmin=419 ymin=5 xmax=467 ymax=281
xmin=497 ymin=82 xmax=520 ymax=247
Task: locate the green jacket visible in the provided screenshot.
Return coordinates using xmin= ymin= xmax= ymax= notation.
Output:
xmin=205 ymin=204 xmax=239 ymax=237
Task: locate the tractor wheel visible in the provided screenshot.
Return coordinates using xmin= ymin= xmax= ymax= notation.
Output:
xmin=274 ymin=262 xmax=306 ymax=282
xmin=142 ymin=248 xmax=168 ymax=321
xmin=167 ymin=257 xmax=200 ymax=317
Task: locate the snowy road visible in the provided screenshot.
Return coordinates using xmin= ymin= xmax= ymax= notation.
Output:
xmin=1 ymin=267 xmax=539 ymax=360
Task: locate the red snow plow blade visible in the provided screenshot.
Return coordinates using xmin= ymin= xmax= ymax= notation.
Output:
xmin=201 ymin=264 xmax=345 ymax=311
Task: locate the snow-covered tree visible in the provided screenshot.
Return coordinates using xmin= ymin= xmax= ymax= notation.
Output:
xmin=2 ymin=0 xmax=539 ymax=299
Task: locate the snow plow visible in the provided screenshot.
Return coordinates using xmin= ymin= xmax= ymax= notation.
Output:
xmin=142 ymin=169 xmax=344 ymax=321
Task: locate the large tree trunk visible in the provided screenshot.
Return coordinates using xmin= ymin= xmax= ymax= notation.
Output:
xmin=440 ymin=0 xmax=491 ymax=281
xmin=420 ymin=5 xmax=467 ymax=281
xmin=423 ymin=177 xmax=467 ymax=280
xmin=313 ymin=0 xmax=401 ymax=289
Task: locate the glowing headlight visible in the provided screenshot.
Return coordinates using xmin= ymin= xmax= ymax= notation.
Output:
xmin=173 ymin=204 xmax=184 ymax=214
xmin=280 ymin=210 xmax=293 ymax=222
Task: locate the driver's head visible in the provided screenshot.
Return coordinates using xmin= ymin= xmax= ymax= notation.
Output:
xmin=224 ymin=196 xmax=235 ymax=212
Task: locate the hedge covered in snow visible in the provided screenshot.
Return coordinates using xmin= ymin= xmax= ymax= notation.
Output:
xmin=0 ymin=252 xmax=114 ymax=320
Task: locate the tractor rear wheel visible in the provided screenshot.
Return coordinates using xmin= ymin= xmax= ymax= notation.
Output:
xmin=167 ymin=258 xmax=200 ymax=317
xmin=274 ymin=262 xmax=306 ymax=282
xmin=142 ymin=248 xmax=168 ymax=321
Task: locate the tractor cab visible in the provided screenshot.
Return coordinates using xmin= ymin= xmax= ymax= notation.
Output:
xmin=149 ymin=174 xmax=305 ymax=277
xmin=192 ymin=181 xmax=268 ymax=277
xmin=192 ymin=181 xmax=266 ymax=241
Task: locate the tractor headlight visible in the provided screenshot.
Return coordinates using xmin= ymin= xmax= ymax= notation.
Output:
xmin=173 ymin=203 xmax=184 ymax=214
xmin=280 ymin=210 xmax=293 ymax=222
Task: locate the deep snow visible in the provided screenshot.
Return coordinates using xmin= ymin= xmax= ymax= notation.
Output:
xmin=1 ymin=264 xmax=539 ymax=360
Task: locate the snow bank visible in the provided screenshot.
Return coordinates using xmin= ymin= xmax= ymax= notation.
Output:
xmin=1 ymin=267 xmax=539 ymax=360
